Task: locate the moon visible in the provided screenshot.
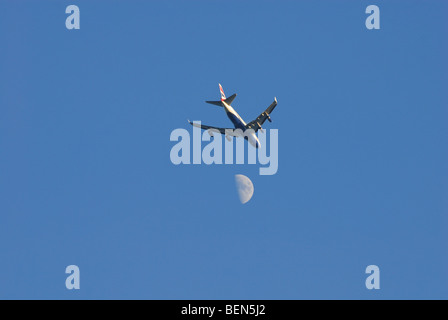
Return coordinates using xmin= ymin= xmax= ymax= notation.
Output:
xmin=235 ymin=174 xmax=254 ymax=204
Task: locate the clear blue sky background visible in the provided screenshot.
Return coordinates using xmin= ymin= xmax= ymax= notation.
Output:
xmin=1 ymin=1 xmax=447 ymax=299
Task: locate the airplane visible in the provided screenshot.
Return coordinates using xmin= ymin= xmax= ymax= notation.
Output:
xmin=188 ymin=84 xmax=277 ymax=148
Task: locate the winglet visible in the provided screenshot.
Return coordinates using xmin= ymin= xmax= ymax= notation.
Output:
xmin=188 ymin=120 xmax=202 ymax=129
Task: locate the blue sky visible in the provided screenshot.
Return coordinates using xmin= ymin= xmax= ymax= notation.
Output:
xmin=1 ymin=1 xmax=447 ymax=299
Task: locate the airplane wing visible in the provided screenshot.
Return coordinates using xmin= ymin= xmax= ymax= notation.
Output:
xmin=188 ymin=120 xmax=239 ymax=136
xmin=246 ymin=97 xmax=278 ymax=131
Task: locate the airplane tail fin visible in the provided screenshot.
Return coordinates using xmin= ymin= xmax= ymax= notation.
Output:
xmin=219 ymin=83 xmax=226 ymax=101
xmin=205 ymin=84 xmax=237 ymax=107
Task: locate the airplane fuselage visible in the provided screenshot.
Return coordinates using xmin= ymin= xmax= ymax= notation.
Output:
xmin=222 ymin=101 xmax=261 ymax=148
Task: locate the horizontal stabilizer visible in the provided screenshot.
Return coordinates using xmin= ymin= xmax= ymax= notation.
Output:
xmin=205 ymin=94 xmax=237 ymax=107
xmin=225 ymin=94 xmax=237 ymax=105
xmin=205 ymin=100 xmax=223 ymax=107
